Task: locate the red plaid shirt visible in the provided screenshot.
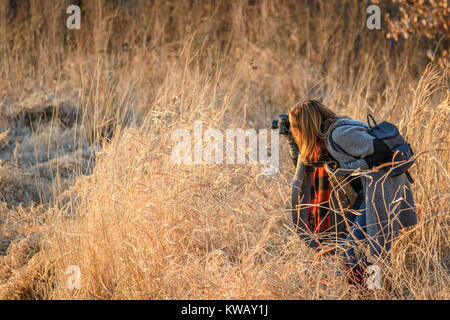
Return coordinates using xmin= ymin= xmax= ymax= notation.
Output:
xmin=306 ymin=140 xmax=331 ymax=233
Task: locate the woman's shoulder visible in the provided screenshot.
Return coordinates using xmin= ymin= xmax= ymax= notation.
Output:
xmin=332 ymin=117 xmax=369 ymax=129
xmin=327 ymin=117 xmax=374 ymax=158
xmin=331 ymin=117 xmax=370 ymax=136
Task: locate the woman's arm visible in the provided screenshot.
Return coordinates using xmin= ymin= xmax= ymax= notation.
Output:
xmin=283 ymin=133 xmax=299 ymax=167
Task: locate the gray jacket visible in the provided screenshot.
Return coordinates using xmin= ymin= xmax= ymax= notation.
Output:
xmin=291 ymin=117 xmax=417 ymax=256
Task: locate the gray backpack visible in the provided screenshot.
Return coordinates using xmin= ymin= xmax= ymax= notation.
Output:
xmin=366 ymin=114 xmax=415 ymax=180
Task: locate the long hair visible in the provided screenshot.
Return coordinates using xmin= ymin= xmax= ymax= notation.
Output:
xmin=288 ymin=100 xmax=338 ymax=164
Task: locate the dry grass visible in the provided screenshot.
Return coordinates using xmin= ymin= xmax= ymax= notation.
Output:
xmin=0 ymin=0 xmax=448 ymax=299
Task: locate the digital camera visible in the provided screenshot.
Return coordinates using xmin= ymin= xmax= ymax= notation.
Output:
xmin=271 ymin=114 xmax=290 ymax=135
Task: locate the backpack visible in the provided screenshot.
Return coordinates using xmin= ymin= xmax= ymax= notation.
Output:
xmin=366 ymin=114 xmax=415 ymax=180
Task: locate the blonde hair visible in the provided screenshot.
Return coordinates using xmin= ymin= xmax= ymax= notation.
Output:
xmin=288 ymin=100 xmax=338 ymax=164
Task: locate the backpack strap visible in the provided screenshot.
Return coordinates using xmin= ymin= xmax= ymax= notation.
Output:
xmin=306 ymin=160 xmax=337 ymax=167
xmin=328 ymin=132 xmax=354 ymax=158
xmin=367 ymin=114 xmax=378 ymax=129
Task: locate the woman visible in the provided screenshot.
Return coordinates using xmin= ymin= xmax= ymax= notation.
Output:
xmin=284 ymin=100 xmax=417 ymax=285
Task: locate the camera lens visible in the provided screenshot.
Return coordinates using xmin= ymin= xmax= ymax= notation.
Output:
xmin=271 ymin=119 xmax=279 ymax=130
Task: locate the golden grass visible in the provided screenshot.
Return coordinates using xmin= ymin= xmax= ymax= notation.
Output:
xmin=0 ymin=0 xmax=448 ymax=299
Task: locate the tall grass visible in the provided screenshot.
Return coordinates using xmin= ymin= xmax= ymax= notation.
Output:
xmin=0 ymin=0 xmax=448 ymax=299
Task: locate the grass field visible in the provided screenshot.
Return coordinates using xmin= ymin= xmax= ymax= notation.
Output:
xmin=0 ymin=0 xmax=448 ymax=299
